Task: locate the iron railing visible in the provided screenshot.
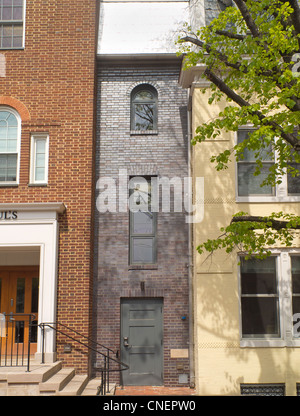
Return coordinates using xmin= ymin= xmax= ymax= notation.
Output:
xmin=0 ymin=312 xmax=36 ymax=372
xmin=39 ymin=321 xmax=129 ymax=396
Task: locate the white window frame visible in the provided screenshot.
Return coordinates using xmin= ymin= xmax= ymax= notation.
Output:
xmin=0 ymin=106 xmax=21 ymax=186
xmin=0 ymin=0 xmax=26 ymax=50
xmin=235 ymin=127 xmax=300 ymax=203
xmin=238 ymin=250 xmax=300 ymax=348
xmin=30 ymin=133 xmax=49 ymax=185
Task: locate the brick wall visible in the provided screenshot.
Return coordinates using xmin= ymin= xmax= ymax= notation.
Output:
xmin=0 ymin=0 xmax=97 ymax=373
xmin=94 ymin=60 xmax=190 ymax=386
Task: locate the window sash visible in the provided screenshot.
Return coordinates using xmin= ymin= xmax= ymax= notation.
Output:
xmin=237 ymin=129 xmax=275 ymax=196
xmin=287 ymin=162 xmax=300 ymax=195
xmin=30 ymin=134 xmax=49 ymax=184
xmin=237 ymin=162 xmax=274 ymax=196
xmin=130 ymin=85 xmax=157 ymax=131
xmin=130 ymin=236 xmax=156 ymax=264
xmin=129 ymin=176 xmax=157 ymax=265
xmin=240 ymin=256 xmax=281 ymax=339
xmin=291 ymin=256 xmax=300 ymax=337
xmin=0 ymin=153 xmax=17 ymax=181
xmin=0 ymin=108 xmax=20 ymax=184
xmin=132 ymin=103 xmax=155 ymax=131
xmin=0 ymin=0 xmax=24 ymax=49
xmin=236 ymin=130 xmax=300 ymax=200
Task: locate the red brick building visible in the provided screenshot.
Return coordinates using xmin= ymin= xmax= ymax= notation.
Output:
xmin=0 ymin=0 xmax=97 ymax=374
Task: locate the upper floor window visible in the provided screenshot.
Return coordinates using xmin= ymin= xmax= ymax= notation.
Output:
xmin=129 ymin=176 xmax=157 ymax=265
xmin=130 ymin=84 xmax=157 ymax=132
xmin=237 ymin=128 xmax=300 ymax=201
xmin=0 ymin=107 xmax=21 ymax=184
xmin=0 ymin=0 xmax=24 ymax=49
xmin=30 ymin=133 xmax=49 ymax=185
xmin=237 ymin=129 xmax=274 ymax=196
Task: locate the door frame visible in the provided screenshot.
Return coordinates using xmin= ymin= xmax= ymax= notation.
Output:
xmin=0 ymin=203 xmax=64 ymax=362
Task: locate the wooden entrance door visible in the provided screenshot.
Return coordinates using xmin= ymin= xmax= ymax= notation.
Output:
xmin=0 ymin=267 xmax=39 ymax=356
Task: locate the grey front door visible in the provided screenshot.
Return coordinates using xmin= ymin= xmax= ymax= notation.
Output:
xmin=121 ymin=298 xmax=163 ymax=386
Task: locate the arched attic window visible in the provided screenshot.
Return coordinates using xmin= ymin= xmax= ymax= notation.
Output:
xmin=130 ymin=84 xmax=158 ymax=132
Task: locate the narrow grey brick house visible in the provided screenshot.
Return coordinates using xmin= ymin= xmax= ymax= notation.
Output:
xmin=93 ymin=0 xmax=192 ymax=386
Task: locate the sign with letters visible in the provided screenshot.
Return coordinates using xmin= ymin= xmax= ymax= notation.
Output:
xmin=0 ymin=211 xmax=18 ymax=220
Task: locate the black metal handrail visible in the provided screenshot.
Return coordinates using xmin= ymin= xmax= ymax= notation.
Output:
xmin=0 ymin=312 xmax=36 ymax=372
xmin=39 ymin=321 xmax=128 ymax=396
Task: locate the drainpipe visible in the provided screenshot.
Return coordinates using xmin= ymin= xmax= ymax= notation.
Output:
xmin=187 ymin=88 xmax=195 ymax=389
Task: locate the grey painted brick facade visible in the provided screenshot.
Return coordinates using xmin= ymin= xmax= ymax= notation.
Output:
xmin=93 ymin=59 xmax=190 ymax=386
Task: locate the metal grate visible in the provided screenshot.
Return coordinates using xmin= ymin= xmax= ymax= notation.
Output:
xmin=241 ymin=384 xmax=285 ymax=396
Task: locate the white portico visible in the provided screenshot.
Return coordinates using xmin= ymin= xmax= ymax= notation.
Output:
xmin=0 ymin=203 xmax=65 ymax=362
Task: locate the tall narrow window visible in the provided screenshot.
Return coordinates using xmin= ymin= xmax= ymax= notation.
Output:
xmin=287 ymin=160 xmax=300 ymax=195
xmin=131 ymin=85 xmax=157 ymax=131
xmin=291 ymin=257 xmax=300 ymax=336
xmin=129 ymin=176 xmax=157 ymax=265
xmin=0 ymin=0 xmax=24 ymax=49
xmin=0 ymin=107 xmax=20 ymax=184
xmin=30 ymin=133 xmax=49 ymax=185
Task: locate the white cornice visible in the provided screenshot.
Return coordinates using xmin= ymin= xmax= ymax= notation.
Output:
xmin=0 ymin=202 xmax=66 ymax=214
xmin=179 ymin=62 xmax=209 ymax=89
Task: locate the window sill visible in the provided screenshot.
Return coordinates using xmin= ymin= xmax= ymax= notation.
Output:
xmin=129 ymin=264 xmax=158 ymax=270
xmin=130 ymin=130 xmax=158 ymax=136
xmin=0 ymin=47 xmax=24 ymax=51
xmin=0 ymin=183 xmax=18 ymax=187
xmin=240 ymin=338 xmax=300 ymax=347
xmin=237 ymin=195 xmax=300 ymax=203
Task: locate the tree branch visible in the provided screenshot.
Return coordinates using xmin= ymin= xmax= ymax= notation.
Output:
xmin=215 ymin=29 xmax=246 ymax=40
xmin=180 ymin=36 xmax=242 ymax=71
xmin=286 ymin=0 xmax=300 ymax=35
xmin=181 ymin=34 xmax=300 ymax=112
xmin=204 ymin=67 xmax=300 ymax=150
xmin=231 ymin=215 xmax=300 ymax=230
xmin=232 ymin=0 xmax=260 ymax=37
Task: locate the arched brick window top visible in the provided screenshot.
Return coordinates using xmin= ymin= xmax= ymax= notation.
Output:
xmin=0 ymin=96 xmax=30 ymax=122
xmin=130 ymin=84 xmax=158 ymax=132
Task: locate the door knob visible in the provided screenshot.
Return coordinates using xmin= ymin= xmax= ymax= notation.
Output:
xmin=123 ymin=336 xmax=129 ymax=347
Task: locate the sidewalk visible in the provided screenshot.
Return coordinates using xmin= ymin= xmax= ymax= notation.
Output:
xmin=115 ymin=386 xmax=197 ymax=396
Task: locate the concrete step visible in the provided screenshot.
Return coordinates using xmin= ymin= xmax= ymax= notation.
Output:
xmin=0 ymin=361 xmax=104 ymax=396
xmin=1 ymin=361 xmax=63 ymax=396
xmin=39 ymin=368 xmax=75 ymax=394
xmin=81 ymin=378 xmax=116 ymax=396
xmin=0 ymin=361 xmax=63 ymax=385
xmin=57 ymin=374 xmax=89 ymax=396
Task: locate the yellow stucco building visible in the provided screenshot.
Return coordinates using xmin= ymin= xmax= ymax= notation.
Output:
xmin=180 ymin=65 xmax=300 ymax=396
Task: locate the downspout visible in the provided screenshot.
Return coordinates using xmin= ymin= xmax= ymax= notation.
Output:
xmin=187 ymin=88 xmax=195 ymax=389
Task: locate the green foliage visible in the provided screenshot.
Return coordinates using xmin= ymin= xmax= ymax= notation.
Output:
xmin=177 ymin=0 xmax=300 ymax=184
xmin=196 ymin=212 xmax=300 ymax=260
xmin=177 ymin=0 xmax=300 ymax=257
